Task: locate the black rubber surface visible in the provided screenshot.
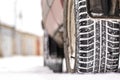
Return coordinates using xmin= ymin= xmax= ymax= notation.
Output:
xmin=75 ymin=0 xmax=120 ymax=73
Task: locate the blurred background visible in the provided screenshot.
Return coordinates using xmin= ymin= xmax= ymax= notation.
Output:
xmin=0 ymin=0 xmax=46 ymax=75
xmin=0 ymin=0 xmax=44 ymax=56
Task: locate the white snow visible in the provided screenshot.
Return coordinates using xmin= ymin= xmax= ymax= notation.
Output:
xmin=0 ymin=56 xmax=119 ymax=80
xmin=0 ymin=56 xmax=53 ymax=73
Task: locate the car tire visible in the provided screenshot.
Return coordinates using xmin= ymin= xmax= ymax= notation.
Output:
xmin=64 ymin=0 xmax=120 ymax=73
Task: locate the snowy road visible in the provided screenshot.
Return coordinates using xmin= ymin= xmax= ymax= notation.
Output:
xmin=0 ymin=56 xmax=120 ymax=80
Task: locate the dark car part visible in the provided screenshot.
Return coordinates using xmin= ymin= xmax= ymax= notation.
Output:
xmin=87 ymin=0 xmax=120 ymax=18
xmin=44 ymin=31 xmax=64 ymax=72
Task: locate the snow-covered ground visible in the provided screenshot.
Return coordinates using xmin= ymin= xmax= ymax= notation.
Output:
xmin=0 ymin=56 xmax=120 ymax=80
xmin=0 ymin=56 xmax=53 ymax=73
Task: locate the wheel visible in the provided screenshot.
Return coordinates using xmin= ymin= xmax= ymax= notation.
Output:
xmin=64 ymin=0 xmax=120 ymax=73
xmin=64 ymin=0 xmax=76 ymax=73
xmin=44 ymin=31 xmax=63 ymax=73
